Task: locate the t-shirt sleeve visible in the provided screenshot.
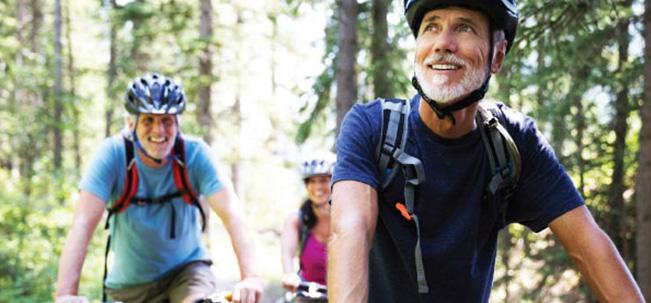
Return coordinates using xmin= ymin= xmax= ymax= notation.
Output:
xmin=190 ymin=140 xmax=225 ymax=197
xmin=332 ymin=103 xmax=381 ymax=189
xmin=504 ymin=107 xmax=585 ymax=232
xmin=79 ymin=138 xmax=122 ymax=204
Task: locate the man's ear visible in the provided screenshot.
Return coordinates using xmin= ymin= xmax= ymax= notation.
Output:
xmin=126 ymin=115 xmax=136 ymax=130
xmin=491 ymin=39 xmax=508 ymax=73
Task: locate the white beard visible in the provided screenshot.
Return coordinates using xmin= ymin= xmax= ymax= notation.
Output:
xmin=414 ymin=53 xmax=487 ymax=104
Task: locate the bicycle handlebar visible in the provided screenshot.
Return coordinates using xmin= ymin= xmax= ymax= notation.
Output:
xmin=197 ymin=291 xmax=233 ymax=303
xmin=295 ymin=281 xmax=327 ymax=300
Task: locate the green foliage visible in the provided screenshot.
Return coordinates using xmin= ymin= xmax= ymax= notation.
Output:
xmin=492 ymin=0 xmax=643 ymax=299
xmin=297 ymin=0 xmax=413 ymax=142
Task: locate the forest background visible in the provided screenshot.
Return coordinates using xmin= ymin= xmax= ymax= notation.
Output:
xmin=1 ymin=0 xmax=651 ymax=302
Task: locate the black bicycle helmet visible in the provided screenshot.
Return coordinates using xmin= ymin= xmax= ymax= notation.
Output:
xmin=125 ymin=73 xmax=186 ymax=115
xmin=404 ymin=0 xmax=518 ymax=53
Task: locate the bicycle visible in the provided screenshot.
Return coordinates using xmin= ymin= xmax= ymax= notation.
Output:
xmin=56 ymin=291 xmax=232 ymax=303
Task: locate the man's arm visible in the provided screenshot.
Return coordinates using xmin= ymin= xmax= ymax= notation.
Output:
xmin=206 ymin=185 xmax=263 ymax=303
xmin=328 ymin=180 xmax=378 ymax=303
xmin=549 ymin=205 xmax=644 ymax=302
xmin=55 ymin=190 xmax=106 ymax=301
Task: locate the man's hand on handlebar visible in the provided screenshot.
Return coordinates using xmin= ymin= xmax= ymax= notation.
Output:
xmin=231 ymin=276 xmax=264 ymax=303
xmin=281 ymin=273 xmax=301 ymax=292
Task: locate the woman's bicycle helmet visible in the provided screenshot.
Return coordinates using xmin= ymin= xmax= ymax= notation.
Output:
xmin=300 ymin=158 xmax=334 ymax=182
xmin=125 ymin=73 xmax=186 ymax=115
xmin=404 ymin=0 xmax=518 ymax=53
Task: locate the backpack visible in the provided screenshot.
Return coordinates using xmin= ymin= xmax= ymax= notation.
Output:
xmin=101 ymin=134 xmax=207 ymax=301
xmin=375 ymin=98 xmax=521 ymax=294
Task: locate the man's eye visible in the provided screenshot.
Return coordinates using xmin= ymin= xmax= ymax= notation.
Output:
xmin=423 ymin=24 xmax=436 ymax=33
xmin=457 ymin=24 xmax=474 ymax=33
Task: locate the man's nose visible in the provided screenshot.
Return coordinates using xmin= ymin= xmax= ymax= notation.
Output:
xmin=432 ymin=29 xmax=458 ymax=54
xmin=152 ymin=120 xmax=166 ymax=133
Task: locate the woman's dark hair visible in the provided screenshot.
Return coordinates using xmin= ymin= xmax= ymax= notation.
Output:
xmin=299 ymin=199 xmax=317 ymax=230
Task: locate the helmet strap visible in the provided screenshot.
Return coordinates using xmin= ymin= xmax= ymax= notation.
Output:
xmin=413 ymin=26 xmax=495 ymax=126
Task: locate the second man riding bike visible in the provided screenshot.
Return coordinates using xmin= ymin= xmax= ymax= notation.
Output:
xmin=55 ymin=73 xmax=264 ymax=303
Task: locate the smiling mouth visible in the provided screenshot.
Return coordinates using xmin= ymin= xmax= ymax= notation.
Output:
xmin=428 ymin=63 xmax=461 ymax=71
xmin=148 ymin=137 xmax=168 ymax=143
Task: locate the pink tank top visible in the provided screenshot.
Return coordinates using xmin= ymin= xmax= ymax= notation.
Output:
xmin=299 ymin=232 xmax=327 ymax=285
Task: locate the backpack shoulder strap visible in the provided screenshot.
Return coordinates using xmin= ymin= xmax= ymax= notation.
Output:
xmin=171 ymin=135 xmax=207 ymax=232
xmin=376 ymin=98 xmax=412 ymax=190
xmin=476 ymin=102 xmax=521 ymax=224
xmin=375 ymin=97 xmax=429 ymax=293
xmin=107 ymin=136 xmax=139 ymax=216
xmin=103 ymin=135 xmax=139 ymax=302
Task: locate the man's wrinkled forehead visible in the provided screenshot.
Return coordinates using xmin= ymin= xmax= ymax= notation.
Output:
xmin=418 ymin=6 xmax=490 ymax=33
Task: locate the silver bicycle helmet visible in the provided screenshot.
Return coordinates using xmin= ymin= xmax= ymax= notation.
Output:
xmin=300 ymin=158 xmax=334 ymax=182
xmin=125 ymin=73 xmax=186 ymax=115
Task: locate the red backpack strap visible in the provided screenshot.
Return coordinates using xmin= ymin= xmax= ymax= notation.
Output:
xmin=109 ymin=136 xmax=140 ymax=214
xmin=171 ymin=136 xmax=198 ymax=204
xmin=171 ymin=136 xmax=207 ymax=232
xmin=103 ymin=136 xmax=139 ymax=301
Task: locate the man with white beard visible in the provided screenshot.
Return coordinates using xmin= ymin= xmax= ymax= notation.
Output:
xmin=327 ymin=0 xmax=644 ymax=302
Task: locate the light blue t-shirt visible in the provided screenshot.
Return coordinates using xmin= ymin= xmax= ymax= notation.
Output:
xmin=80 ymin=134 xmax=224 ymax=288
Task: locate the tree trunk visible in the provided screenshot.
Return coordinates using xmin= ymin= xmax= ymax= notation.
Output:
xmin=64 ymin=0 xmax=81 ymax=176
xmin=335 ymin=0 xmax=358 ymax=137
xmin=636 ymin=0 xmax=651 ymax=297
xmin=30 ymin=0 xmax=42 ymax=53
xmin=13 ymin=0 xmax=26 ymax=113
xmin=53 ymin=0 xmax=64 ymax=170
xmin=197 ymin=0 xmax=214 ymax=145
xmin=105 ymin=0 xmax=117 ymax=137
xmin=608 ymin=8 xmax=631 ymax=256
xmin=573 ymin=70 xmax=587 ymax=198
xmin=499 ymin=231 xmax=512 ymax=302
xmin=229 ymin=11 xmax=244 ymax=199
xmin=231 ymin=94 xmax=243 ymax=198
xmin=269 ymin=13 xmax=278 ymax=95
xmin=371 ymin=0 xmax=391 ymax=98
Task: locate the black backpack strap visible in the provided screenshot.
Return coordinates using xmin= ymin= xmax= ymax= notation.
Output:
xmin=375 ymin=98 xmax=429 ymax=293
xmin=476 ymin=102 xmax=521 ymax=226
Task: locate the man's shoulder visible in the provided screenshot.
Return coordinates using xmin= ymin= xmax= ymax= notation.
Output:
xmin=178 ymin=134 xmax=210 ymax=154
xmin=343 ymin=96 xmax=415 ymax=129
xmin=95 ymin=134 xmax=128 ymax=160
xmin=357 ymin=96 xmax=417 ymax=111
xmin=178 ymin=134 xmax=219 ymax=175
xmin=178 ymin=134 xmax=205 ymax=145
xmin=481 ymin=100 xmax=536 ymax=135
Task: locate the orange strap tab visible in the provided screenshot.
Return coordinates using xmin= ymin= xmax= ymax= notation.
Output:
xmin=395 ymin=202 xmax=412 ymax=221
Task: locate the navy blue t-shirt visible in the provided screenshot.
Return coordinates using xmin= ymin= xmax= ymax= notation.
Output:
xmin=332 ymin=95 xmax=584 ymax=302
